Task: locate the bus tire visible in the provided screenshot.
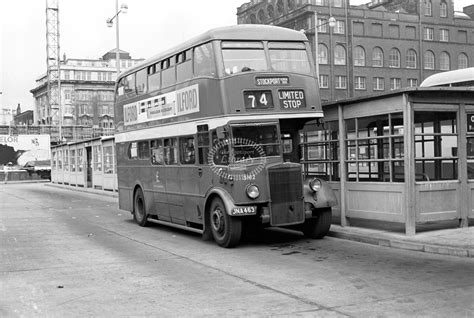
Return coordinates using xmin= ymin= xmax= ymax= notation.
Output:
xmin=302 ymin=208 xmax=331 ymax=239
xmin=209 ymin=197 xmax=242 ymax=248
xmin=133 ymin=188 xmax=148 ymax=227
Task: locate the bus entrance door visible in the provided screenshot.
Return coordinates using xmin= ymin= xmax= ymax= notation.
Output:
xmin=86 ymin=147 xmax=92 ymax=188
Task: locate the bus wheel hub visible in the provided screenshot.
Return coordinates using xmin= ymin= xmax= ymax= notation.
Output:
xmin=211 ymin=208 xmax=225 ymax=233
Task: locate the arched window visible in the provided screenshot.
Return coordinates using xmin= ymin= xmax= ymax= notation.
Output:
xmin=277 ymin=0 xmax=284 ymax=15
xmin=440 ymin=1 xmax=448 ymax=17
xmin=424 ymin=0 xmax=432 ymax=16
xmin=439 ymin=52 xmax=450 ymax=70
xmin=389 ymin=48 xmax=401 ymax=68
xmin=458 ymin=53 xmax=468 ymax=69
xmin=424 ymin=51 xmax=435 ymax=70
xmin=318 ymin=44 xmax=328 ymax=65
xmin=267 ymin=5 xmax=274 ymax=18
xmin=249 ymin=14 xmax=256 ymax=24
xmin=354 ymin=46 xmax=365 ymax=66
xmin=334 ymin=45 xmax=346 ymax=65
xmin=258 ymin=9 xmax=266 ymax=23
xmin=288 ymin=0 xmax=295 ymax=11
xmin=372 ymin=47 xmax=383 ymax=67
xmin=406 ymin=49 xmax=417 ymax=68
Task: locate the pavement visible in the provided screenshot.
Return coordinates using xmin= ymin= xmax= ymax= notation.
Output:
xmin=328 ymin=222 xmax=474 ymax=258
xmin=46 ymin=182 xmax=474 ymax=258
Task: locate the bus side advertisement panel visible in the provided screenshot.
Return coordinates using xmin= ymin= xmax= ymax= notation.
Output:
xmin=123 ymin=84 xmax=200 ymax=126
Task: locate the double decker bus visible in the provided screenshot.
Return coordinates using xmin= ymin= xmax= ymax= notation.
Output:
xmin=114 ymin=25 xmax=337 ymax=247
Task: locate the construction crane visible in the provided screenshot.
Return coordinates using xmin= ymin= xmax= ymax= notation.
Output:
xmin=45 ymin=0 xmax=62 ymax=137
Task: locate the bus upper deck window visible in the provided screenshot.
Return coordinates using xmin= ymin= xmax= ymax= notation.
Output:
xmin=221 ymin=41 xmax=267 ymax=75
xmin=194 ymin=42 xmax=216 ymax=77
xmin=268 ymin=42 xmax=311 ymax=74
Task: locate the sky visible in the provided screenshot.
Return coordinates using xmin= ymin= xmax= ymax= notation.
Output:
xmin=0 ymin=0 xmax=472 ymax=111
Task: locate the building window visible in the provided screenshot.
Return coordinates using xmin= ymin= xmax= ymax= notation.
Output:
xmin=354 ymin=46 xmax=365 ymax=66
xmin=440 ymin=29 xmax=449 ymax=42
xmin=390 ymin=78 xmax=401 ymax=90
xmin=439 ymin=52 xmax=450 ymax=71
xmin=406 ymin=49 xmax=417 ymax=68
xmin=424 ymin=51 xmax=435 ymax=69
xmin=440 ymin=1 xmax=448 ymax=17
xmin=407 ymin=78 xmax=418 ymax=87
xmin=315 ymin=0 xmax=328 ymax=5
xmin=258 ymin=9 xmax=266 ymax=22
xmin=267 ymin=5 xmax=274 ymax=18
xmin=372 ymin=47 xmax=383 ymax=67
xmin=318 ymin=44 xmax=328 ymax=65
xmin=277 ymin=0 xmax=284 ymax=14
xmin=333 ymin=0 xmax=343 ymax=7
xmin=373 ymin=77 xmax=384 ymax=91
xmin=415 ymin=111 xmax=457 ymax=181
xmin=346 ymin=113 xmax=405 ymax=182
xmin=334 ymin=20 xmax=345 ymax=34
xmin=389 ymin=48 xmax=400 ymax=68
xmin=334 ymin=45 xmax=346 ymax=65
xmin=335 ymin=75 xmax=347 ymax=89
xmin=319 ymin=75 xmax=329 ymax=88
xmin=354 ymin=76 xmax=366 ymax=90
xmin=458 ymin=53 xmax=468 ymax=69
xmin=424 ymin=27 xmax=434 ymax=40
xmin=424 ymin=0 xmax=432 ymax=16
xmin=317 ymin=18 xmax=328 ymax=32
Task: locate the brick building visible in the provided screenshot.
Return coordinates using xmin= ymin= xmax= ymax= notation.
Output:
xmin=236 ymin=0 xmax=474 ymax=102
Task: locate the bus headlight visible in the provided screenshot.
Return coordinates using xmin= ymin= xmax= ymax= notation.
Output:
xmin=309 ymin=179 xmax=321 ymax=192
xmin=246 ymin=184 xmax=260 ymax=199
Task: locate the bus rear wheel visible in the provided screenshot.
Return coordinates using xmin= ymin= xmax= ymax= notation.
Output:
xmin=209 ymin=198 xmax=242 ymax=248
xmin=133 ymin=188 xmax=148 ymax=227
xmin=302 ymin=208 xmax=331 ymax=239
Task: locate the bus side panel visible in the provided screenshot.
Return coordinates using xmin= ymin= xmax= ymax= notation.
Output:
xmin=118 ymin=187 xmax=132 ymax=212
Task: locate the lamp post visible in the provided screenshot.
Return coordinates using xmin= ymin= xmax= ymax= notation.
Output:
xmin=313 ymin=12 xmax=336 ymax=81
xmin=106 ymin=1 xmax=128 ymax=75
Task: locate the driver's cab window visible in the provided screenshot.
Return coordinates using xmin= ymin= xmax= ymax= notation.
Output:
xmin=211 ymin=129 xmax=229 ymax=165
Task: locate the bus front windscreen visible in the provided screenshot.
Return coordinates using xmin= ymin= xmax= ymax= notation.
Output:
xmin=268 ymin=42 xmax=311 ymax=74
xmin=231 ymin=124 xmax=280 ymax=161
xmin=222 ymin=41 xmax=267 ymax=75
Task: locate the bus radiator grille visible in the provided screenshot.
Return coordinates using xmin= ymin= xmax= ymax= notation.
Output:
xmin=268 ymin=165 xmax=304 ymax=226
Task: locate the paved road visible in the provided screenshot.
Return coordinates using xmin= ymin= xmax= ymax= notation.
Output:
xmin=1 ymin=183 xmax=473 ymax=317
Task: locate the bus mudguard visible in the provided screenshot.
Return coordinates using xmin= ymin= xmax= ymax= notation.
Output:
xmin=205 ymin=187 xmax=236 ymax=216
xmin=303 ymin=178 xmax=338 ymax=210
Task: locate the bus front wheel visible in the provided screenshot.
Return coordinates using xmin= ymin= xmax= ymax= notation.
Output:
xmin=133 ymin=188 xmax=148 ymax=227
xmin=302 ymin=208 xmax=331 ymax=239
xmin=209 ymin=198 xmax=242 ymax=248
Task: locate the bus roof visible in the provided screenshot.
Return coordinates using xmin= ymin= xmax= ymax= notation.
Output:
xmin=119 ymin=24 xmax=309 ymax=79
xmin=420 ymin=67 xmax=474 ymax=87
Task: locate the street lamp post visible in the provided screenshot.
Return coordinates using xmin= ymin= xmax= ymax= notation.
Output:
xmin=313 ymin=12 xmax=336 ymax=82
xmin=107 ymin=1 xmax=128 ymax=75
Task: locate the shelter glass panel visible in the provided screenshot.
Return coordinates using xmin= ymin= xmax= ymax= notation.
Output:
xmin=345 ymin=113 xmax=404 ymax=182
xmin=414 ymin=111 xmax=458 ymax=181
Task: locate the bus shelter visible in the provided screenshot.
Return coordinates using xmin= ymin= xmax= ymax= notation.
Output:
xmin=51 ymin=136 xmax=117 ymax=192
xmin=306 ymin=88 xmax=474 ymax=235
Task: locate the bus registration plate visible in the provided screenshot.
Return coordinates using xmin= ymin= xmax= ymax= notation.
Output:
xmin=278 ymin=89 xmax=306 ymax=109
xmin=231 ymin=206 xmax=257 ymax=216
